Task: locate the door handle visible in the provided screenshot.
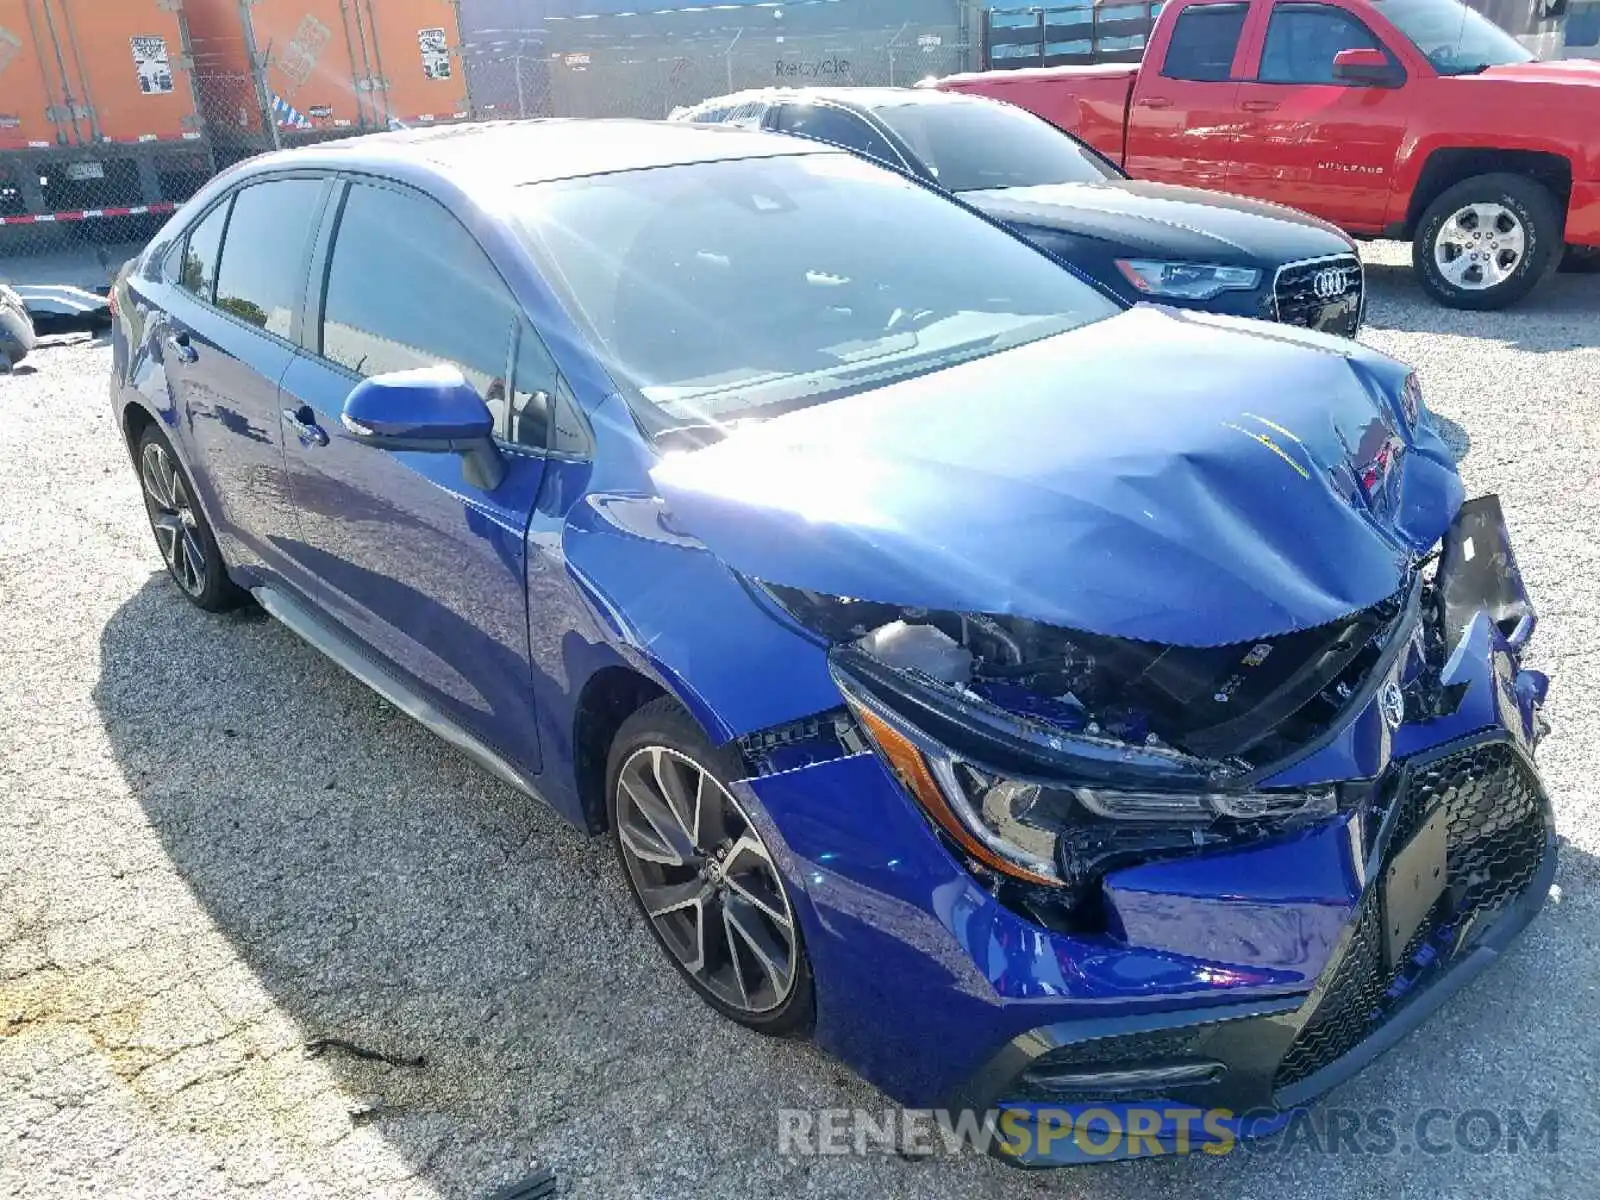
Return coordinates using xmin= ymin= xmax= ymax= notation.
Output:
xmin=1240 ymin=99 xmax=1281 ymax=113
xmin=283 ymin=405 xmax=329 ymax=448
xmin=166 ymin=332 xmax=198 ymax=364
xmin=1138 ymin=96 xmax=1173 ymax=110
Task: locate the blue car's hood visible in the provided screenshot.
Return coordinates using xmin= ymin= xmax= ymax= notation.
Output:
xmin=650 ymin=306 xmax=1464 ymax=647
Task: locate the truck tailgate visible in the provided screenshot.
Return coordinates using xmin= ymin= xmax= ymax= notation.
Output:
xmin=929 ymin=63 xmax=1139 ymax=163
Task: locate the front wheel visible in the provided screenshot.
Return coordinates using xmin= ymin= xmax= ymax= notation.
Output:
xmin=1413 ymin=173 xmax=1560 ymax=310
xmin=606 ymin=696 xmax=815 ymax=1037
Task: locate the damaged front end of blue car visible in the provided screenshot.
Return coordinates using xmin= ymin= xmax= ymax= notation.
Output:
xmin=639 ymin=309 xmax=1555 ymax=1149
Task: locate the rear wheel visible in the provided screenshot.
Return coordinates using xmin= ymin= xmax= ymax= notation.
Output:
xmin=136 ymin=426 xmax=245 ymax=612
xmin=606 ymin=697 xmax=815 ymax=1036
xmin=1413 ymin=173 xmax=1560 ymax=310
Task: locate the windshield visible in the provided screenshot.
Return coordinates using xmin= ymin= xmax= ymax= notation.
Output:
xmin=514 ymin=152 xmax=1119 ymax=430
xmin=1373 ymin=0 xmax=1535 ymax=73
xmin=873 ymin=99 xmax=1121 ymax=192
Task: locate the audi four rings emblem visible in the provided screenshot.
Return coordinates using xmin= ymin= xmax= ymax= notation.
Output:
xmin=1313 ymin=267 xmax=1351 ymax=300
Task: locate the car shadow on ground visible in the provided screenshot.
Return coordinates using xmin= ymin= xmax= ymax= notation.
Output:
xmin=1360 ymin=257 xmax=1600 ymax=353
xmin=90 ymin=574 xmax=1596 ymax=1198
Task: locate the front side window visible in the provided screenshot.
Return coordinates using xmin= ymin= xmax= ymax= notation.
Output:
xmin=776 ymin=105 xmax=903 ymax=168
xmin=506 ymin=321 xmax=559 ymax=449
xmin=212 ymin=178 xmax=326 ymax=337
xmin=320 ymin=182 xmax=516 ymax=417
xmin=1162 ymin=3 xmax=1249 ymax=81
xmin=871 ymin=99 xmax=1120 ymax=192
xmin=171 ymin=200 xmax=229 ymax=301
xmin=514 ymin=152 xmax=1120 ymax=432
xmin=1259 ymin=4 xmax=1391 ymax=83
xmin=1370 ymin=0 xmax=1534 ymax=72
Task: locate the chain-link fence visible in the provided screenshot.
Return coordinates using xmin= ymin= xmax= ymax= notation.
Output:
xmin=0 ymin=2 xmax=971 ymax=293
xmin=542 ymin=26 xmax=970 ymax=121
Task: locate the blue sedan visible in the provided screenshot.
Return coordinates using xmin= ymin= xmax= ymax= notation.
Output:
xmin=110 ymin=119 xmax=1554 ymax=1152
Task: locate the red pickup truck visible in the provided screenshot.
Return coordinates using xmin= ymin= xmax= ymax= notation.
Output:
xmin=934 ymin=0 xmax=1600 ymax=310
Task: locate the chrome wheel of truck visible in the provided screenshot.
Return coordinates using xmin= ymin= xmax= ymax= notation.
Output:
xmin=1413 ymin=173 xmax=1559 ymax=311
xmin=1433 ymin=202 xmax=1525 ymax=292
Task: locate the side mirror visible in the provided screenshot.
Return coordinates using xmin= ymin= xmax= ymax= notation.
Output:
xmin=1332 ymin=47 xmax=1403 ymax=87
xmin=342 ymin=364 xmax=505 ymax=489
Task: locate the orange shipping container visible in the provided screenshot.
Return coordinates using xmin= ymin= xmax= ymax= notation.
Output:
xmin=185 ymin=0 xmax=469 ymax=145
xmin=0 ymin=0 xmax=203 ymax=151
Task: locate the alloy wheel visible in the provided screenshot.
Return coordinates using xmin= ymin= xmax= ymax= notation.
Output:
xmin=140 ymin=441 xmax=207 ymax=597
xmin=1433 ymin=202 xmax=1526 ymax=291
xmin=614 ymin=745 xmax=799 ymax=1015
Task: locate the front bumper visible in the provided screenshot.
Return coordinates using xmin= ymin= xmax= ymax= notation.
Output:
xmin=956 ymin=733 xmax=1555 ymax=1123
xmin=738 ymin=498 xmax=1553 ymax=1124
xmin=1134 ymin=252 xmax=1364 ymax=338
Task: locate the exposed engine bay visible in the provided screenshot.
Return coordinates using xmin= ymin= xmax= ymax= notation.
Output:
xmin=767 ymin=581 xmax=1408 ymax=769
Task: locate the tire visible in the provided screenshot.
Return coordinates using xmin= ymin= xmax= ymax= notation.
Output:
xmin=1412 ymin=173 xmax=1561 ymax=310
xmin=605 ymin=695 xmax=815 ymax=1037
xmin=135 ymin=425 xmax=246 ymax=613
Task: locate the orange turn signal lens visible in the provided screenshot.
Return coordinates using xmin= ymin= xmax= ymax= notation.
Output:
xmin=851 ymin=703 xmax=1059 ymax=888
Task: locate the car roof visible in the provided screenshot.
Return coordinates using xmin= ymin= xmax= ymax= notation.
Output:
xmin=683 ymin=86 xmax=991 ymax=115
xmin=270 ymin=117 xmax=834 ymax=186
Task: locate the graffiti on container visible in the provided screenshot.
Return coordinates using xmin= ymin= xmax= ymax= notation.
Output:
xmin=419 ymin=28 xmax=452 ymax=80
xmin=0 ymin=27 xmax=19 ymax=80
xmin=280 ymin=15 xmax=333 ymax=91
xmin=131 ymin=35 xmax=176 ymax=96
xmin=775 ymin=56 xmax=852 ymax=79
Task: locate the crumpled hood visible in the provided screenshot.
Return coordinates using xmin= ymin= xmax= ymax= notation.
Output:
xmin=962 ymin=180 xmax=1351 ymax=264
xmin=650 ymin=306 xmax=1464 ymax=647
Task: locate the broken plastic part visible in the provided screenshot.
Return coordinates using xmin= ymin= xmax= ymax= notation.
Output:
xmin=853 ymin=620 xmax=973 ymax=685
xmin=806 ymin=588 xmax=1409 ymax=766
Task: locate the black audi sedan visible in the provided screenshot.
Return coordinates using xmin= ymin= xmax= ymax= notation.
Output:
xmin=671 ymin=87 xmax=1364 ymax=336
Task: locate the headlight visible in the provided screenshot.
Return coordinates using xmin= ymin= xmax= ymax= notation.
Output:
xmin=1114 ymin=259 xmax=1262 ymax=301
xmin=841 ymin=683 xmax=1335 ymax=892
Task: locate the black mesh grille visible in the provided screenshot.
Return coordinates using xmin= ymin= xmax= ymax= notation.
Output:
xmin=1012 ymin=1028 xmax=1209 ymax=1103
xmin=1274 ymin=255 xmax=1363 ymax=336
xmin=1275 ymin=742 xmax=1547 ymax=1092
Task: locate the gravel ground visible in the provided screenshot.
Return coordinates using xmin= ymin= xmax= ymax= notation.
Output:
xmin=2 ymin=244 xmax=1597 ymax=1199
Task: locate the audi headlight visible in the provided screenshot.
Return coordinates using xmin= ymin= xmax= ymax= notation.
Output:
xmin=1115 ymin=259 xmax=1262 ymax=301
xmin=842 ymin=685 xmax=1335 ymax=892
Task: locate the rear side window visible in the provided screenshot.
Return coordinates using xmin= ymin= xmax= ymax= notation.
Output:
xmin=1258 ymin=4 xmax=1388 ymax=83
xmin=212 ymin=178 xmax=326 ymax=337
xmin=319 ymin=182 xmax=517 ymax=420
xmin=776 ymin=105 xmax=903 ymax=169
xmin=1162 ymin=3 xmax=1249 ymax=81
xmin=172 ymin=200 xmax=229 ymax=301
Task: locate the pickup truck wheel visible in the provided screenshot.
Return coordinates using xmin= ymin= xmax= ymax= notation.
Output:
xmin=1413 ymin=174 xmax=1560 ymax=310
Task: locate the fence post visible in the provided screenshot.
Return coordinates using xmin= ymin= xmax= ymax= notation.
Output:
xmin=956 ymin=0 xmax=984 ymax=72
